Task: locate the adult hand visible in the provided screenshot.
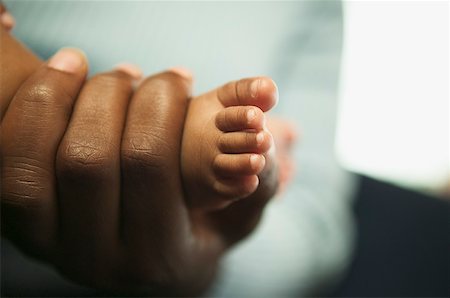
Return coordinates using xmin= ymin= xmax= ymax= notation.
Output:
xmin=1 ymin=48 xmax=275 ymax=295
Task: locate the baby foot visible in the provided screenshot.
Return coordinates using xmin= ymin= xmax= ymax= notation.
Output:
xmin=181 ymin=77 xmax=278 ymax=210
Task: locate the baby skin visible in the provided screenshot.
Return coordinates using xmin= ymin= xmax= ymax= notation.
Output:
xmin=181 ymin=77 xmax=280 ymax=210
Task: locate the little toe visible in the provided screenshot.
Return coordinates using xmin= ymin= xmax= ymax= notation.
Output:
xmin=215 ymin=106 xmax=265 ymax=132
xmin=213 ymin=153 xmax=265 ymax=177
xmin=217 ymin=77 xmax=278 ymax=112
xmin=218 ymin=131 xmax=273 ymax=154
xmin=213 ymin=175 xmax=259 ymax=199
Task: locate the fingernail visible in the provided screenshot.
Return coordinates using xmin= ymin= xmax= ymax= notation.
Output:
xmin=168 ymin=66 xmax=193 ymax=81
xmin=250 ymin=79 xmax=261 ymax=98
xmin=48 ymin=48 xmax=87 ymax=73
xmin=247 ymin=109 xmax=257 ymax=123
xmin=114 ymin=63 xmax=143 ymax=80
xmin=1 ymin=11 xmax=15 ymax=30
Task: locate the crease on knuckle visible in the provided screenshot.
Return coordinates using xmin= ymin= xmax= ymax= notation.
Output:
xmin=1 ymin=177 xmax=46 ymax=208
xmin=23 ymin=84 xmax=56 ymax=104
xmin=23 ymin=81 xmax=72 ymax=108
xmin=122 ymin=130 xmax=172 ymax=172
xmin=18 ymin=80 xmax=74 ymax=120
xmin=1 ymin=157 xmax=51 ymax=208
xmin=57 ymin=141 xmax=112 ymax=179
xmin=1 ymin=191 xmax=42 ymax=208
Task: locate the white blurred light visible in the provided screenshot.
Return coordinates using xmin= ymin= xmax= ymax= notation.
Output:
xmin=336 ymin=1 xmax=449 ymax=194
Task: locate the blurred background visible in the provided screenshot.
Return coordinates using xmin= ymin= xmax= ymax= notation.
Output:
xmin=337 ymin=0 xmax=449 ymax=197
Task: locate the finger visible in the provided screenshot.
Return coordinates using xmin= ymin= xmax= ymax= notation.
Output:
xmin=1 ymin=48 xmax=87 ymax=253
xmin=56 ymin=68 xmax=139 ymax=263
xmin=120 ymin=70 xmax=193 ymax=258
xmin=0 ymin=23 xmax=42 ymax=120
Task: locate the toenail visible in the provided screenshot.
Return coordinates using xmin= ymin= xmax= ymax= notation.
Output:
xmin=247 ymin=109 xmax=257 ymax=123
xmin=250 ymin=154 xmax=260 ymax=169
xmin=256 ymin=132 xmax=265 ymax=147
xmin=250 ymin=79 xmax=261 ymax=98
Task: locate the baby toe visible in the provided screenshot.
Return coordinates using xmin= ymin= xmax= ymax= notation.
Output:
xmin=215 ymin=106 xmax=265 ymax=132
xmin=218 ymin=131 xmax=273 ymax=154
xmin=217 ymin=77 xmax=278 ymax=112
xmin=213 ymin=175 xmax=259 ymax=199
xmin=213 ymin=153 xmax=265 ymax=177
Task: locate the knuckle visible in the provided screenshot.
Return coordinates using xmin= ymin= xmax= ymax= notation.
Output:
xmin=17 ymin=76 xmax=74 ymax=116
xmin=2 ymin=180 xmax=44 ymax=208
xmin=1 ymin=157 xmax=51 ymax=208
xmin=22 ymin=83 xmax=59 ymax=105
xmin=57 ymin=140 xmax=114 ymax=181
xmin=121 ymin=131 xmax=171 ymax=173
xmin=2 ymin=185 xmax=44 ymax=208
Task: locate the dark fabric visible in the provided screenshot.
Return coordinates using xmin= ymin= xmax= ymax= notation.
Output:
xmin=332 ymin=175 xmax=450 ymax=297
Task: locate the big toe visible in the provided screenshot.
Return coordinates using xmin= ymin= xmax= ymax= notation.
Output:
xmin=217 ymin=77 xmax=278 ymax=112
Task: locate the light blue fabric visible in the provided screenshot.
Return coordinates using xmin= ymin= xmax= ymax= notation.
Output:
xmin=6 ymin=1 xmax=356 ymax=296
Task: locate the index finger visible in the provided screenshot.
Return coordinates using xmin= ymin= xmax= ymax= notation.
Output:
xmin=1 ymin=48 xmax=87 ymax=252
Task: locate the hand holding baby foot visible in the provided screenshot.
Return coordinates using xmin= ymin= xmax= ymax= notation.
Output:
xmin=182 ymin=77 xmax=279 ymax=210
xmin=1 ymin=16 xmax=287 ymax=293
xmin=0 ymin=43 xmax=279 ymax=293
